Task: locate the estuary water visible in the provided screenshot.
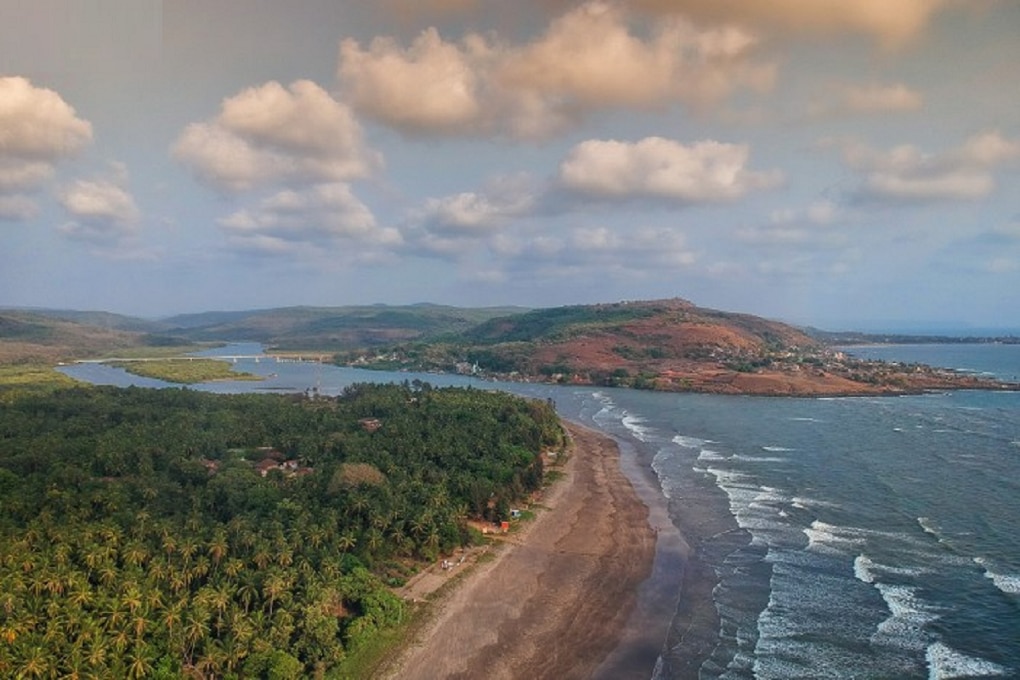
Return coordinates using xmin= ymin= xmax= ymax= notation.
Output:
xmin=60 ymin=343 xmax=1020 ymax=678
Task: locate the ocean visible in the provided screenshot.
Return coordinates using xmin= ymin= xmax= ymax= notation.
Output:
xmin=60 ymin=343 xmax=1020 ymax=678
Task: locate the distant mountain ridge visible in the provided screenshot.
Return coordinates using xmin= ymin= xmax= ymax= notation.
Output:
xmin=160 ymin=303 xmax=529 ymax=349
xmin=3 ymin=300 xmax=1018 ymax=396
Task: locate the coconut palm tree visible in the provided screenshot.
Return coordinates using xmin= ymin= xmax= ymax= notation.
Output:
xmin=125 ymin=642 xmax=153 ymax=680
xmin=17 ymin=644 xmax=52 ymax=679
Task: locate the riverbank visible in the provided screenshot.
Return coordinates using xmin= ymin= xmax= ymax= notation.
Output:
xmin=379 ymin=421 xmax=669 ymax=679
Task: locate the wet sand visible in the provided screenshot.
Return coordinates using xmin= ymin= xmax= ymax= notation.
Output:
xmin=381 ymin=421 xmax=667 ymax=679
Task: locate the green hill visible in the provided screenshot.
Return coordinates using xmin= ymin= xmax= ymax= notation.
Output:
xmin=163 ymin=304 xmax=529 ymax=350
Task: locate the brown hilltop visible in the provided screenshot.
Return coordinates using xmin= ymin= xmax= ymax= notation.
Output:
xmin=344 ymin=298 xmax=1019 ymax=397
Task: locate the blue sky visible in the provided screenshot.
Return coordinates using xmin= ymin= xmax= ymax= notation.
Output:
xmin=1 ymin=0 xmax=1018 ymax=329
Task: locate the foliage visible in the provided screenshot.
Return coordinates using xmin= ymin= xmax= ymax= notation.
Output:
xmin=109 ymin=358 xmax=262 ymax=384
xmin=0 ymin=382 xmax=563 ymax=678
xmin=0 ymin=363 xmax=79 ymax=404
xmin=461 ymin=302 xmax=660 ymax=344
xmin=164 ymin=304 xmax=528 ymax=350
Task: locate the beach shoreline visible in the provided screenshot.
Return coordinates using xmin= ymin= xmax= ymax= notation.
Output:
xmin=379 ymin=420 xmax=683 ymax=679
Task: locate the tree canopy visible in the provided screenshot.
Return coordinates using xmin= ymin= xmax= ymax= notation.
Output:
xmin=0 ymin=382 xmax=563 ymax=678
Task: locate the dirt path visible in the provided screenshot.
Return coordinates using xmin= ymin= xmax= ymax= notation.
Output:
xmin=380 ymin=422 xmax=658 ymax=680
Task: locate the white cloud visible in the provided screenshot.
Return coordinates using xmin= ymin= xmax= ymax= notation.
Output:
xmin=839 ymin=131 xmax=1020 ymax=203
xmin=173 ymin=80 xmax=380 ymax=192
xmin=627 ymin=0 xmax=951 ymax=47
xmin=0 ymin=160 xmax=55 ymax=193
xmin=174 ymin=122 xmax=277 ymax=193
xmin=218 ymin=183 xmax=399 ymax=257
xmin=339 ymin=28 xmax=486 ymax=135
xmin=58 ymin=168 xmax=141 ymax=245
xmin=0 ymin=77 xmax=93 ymax=220
xmin=498 ymin=3 xmax=771 ymax=110
xmin=0 ymin=77 xmax=93 ymax=161
xmin=337 ymin=2 xmax=774 ymax=139
xmin=418 ymin=174 xmax=537 ymax=236
xmin=420 ymin=192 xmax=517 ymax=234
xmin=558 ymin=136 xmax=782 ymax=202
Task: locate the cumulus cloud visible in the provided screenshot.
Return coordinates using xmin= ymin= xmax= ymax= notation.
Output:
xmin=498 ymin=3 xmax=771 ymax=110
xmin=557 ymin=136 xmax=782 ymax=202
xmin=173 ymin=80 xmax=380 ymax=192
xmin=627 ymin=0 xmax=951 ymax=47
xmin=337 ymin=2 xmax=773 ymax=139
xmin=0 ymin=77 xmax=93 ymax=161
xmin=401 ymin=136 xmax=776 ymax=263
xmin=422 ymin=175 xmax=537 ymax=234
xmin=58 ymin=165 xmax=141 ymax=245
xmin=0 ymin=77 xmax=93 ymax=219
xmin=218 ymin=183 xmax=400 ymax=257
xmin=838 ymin=131 xmax=1020 ymax=203
xmin=339 ymin=28 xmax=486 ymax=135
xmin=424 ymin=193 xmax=507 ymax=232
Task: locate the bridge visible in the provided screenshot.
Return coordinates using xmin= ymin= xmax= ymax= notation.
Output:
xmin=74 ymin=354 xmax=330 ymax=365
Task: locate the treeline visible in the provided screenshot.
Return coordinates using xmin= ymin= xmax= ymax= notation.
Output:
xmin=0 ymin=382 xmax=564 ymax=678
xmin=806 ymin=329 xmax=1020 ymax=345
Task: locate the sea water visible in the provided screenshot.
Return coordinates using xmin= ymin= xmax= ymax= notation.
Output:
xmin=60 ymin=343 xmax=1020 ymax=678
xmin=567 ymin=345 xmax=1020 ymax=679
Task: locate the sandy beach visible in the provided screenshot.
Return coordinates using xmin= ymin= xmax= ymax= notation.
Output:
xmin=380 ymin=421 xmax=666 ymax=679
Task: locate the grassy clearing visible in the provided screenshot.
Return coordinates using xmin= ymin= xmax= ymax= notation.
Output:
xmin=109 ymin=358 xmax=262 ymax=384
xmin=326 ymin=619 xmax=415 ymax=680
xmin=0 ymin=363 xmax=79 ymax=403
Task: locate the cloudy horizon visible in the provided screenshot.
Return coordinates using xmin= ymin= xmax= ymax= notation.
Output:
xmin=1 ymin=1 xmax=1017 ymax=329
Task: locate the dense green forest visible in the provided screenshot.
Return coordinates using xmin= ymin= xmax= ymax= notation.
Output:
xmin=0 ymin=383 xmax=564 ymax=678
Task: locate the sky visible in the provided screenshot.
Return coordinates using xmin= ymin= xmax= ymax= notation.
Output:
xmin=0 ymin=0 xmax=1018 ymax=330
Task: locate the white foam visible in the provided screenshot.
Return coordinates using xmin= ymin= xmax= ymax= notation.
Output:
xmin=791 ymin=495 xmax=842 ymax=510
xmin=854 ymin=553 xmax=931 ymax=585
xmin=873 ymin=583 xmax=940 ymax=651
xmin=621 ymin=412 xmax=654 ymax=441
xmin=926 ymin=641 xmax=1008 ymax=679
xmin=804 ymin=520 xmax=866 ymax=555
xmin=986 ymin=570 xmax=1020 ymax=595
xmin=733 ymin=455 xmax=789 ymax=464
xmin=697 ymin=448 xmax=726 ymax=462
xmin=918 ymin=516 xmax=943 ymax=541
xmin=854 ymin=554 xmax=877 ymax=583
xmin=974 ymin=557 xmax=1020 ymax=595
xmin=761 ymin=445 xmax=795 ymax=452
xmin=754 ymin=486 xmax=787 ymax=504
xmin=673 ymin=434 xmax=709 ymax=449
